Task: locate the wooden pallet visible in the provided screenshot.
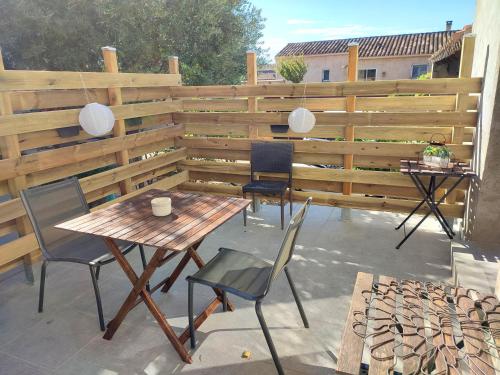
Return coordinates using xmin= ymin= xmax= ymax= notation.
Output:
xmin=337 ymin=272 xmax=500 ymax=375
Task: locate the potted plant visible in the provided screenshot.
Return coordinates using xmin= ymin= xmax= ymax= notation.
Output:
xmin=423 ymin=145 xmax=452 ymax=168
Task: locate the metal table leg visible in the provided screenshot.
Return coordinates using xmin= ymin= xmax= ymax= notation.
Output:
xmin=412 ymin=175 xmax=455 ymax=238
xmin=395 ymin=174 xmax=449 ymax=231
xmin=396 ymin=174 xmax=465 ymax=249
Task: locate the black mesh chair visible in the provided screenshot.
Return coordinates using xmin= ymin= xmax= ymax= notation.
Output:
xmin=243 ymin=142 xmax=293 ymax=230
xmin=20 ymin=177 xmax=148 ymax=331
xmin=187 ymin=197 xmax=312 ymax=375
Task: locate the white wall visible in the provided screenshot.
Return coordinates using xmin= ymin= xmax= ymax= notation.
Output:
xmin=465 ymin=0 xmax=500 ymax=253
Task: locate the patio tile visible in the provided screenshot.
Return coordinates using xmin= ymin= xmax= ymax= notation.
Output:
xmin=0 ymin=204 xmax=454 ymax=375
xmin=1 ymin=309 xmax=100 ymax=369
xmin=56 ymin=323 xmax=183 ymax=374
xmin=0 ymin=352 xmax=49 ymax=375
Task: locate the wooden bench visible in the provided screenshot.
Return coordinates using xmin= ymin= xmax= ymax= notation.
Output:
xmin=337 ymin=272 xmax=500 ymax=375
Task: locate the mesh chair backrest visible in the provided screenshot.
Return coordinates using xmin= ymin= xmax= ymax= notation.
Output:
xmin=20 ymin=178 xmax=90 ymax=259
xmin=265 ymin=197 xmax=312 ymax=294
xmin=251 ymin=142 xmax=293 ymax=176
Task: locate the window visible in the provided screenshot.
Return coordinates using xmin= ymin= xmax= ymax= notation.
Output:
xmin=322 ymin=69 xmax=330 ymax=82
xmin=358 ymin=69 xmax=376 ymax=81
xmin=411 ymin=64 xmax=428 ymax=79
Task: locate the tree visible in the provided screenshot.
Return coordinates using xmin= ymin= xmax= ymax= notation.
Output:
xmin=277 ymin=56 xmax=307 ymax=83
xmin=0 ymin=0 xmax=266 ymax=85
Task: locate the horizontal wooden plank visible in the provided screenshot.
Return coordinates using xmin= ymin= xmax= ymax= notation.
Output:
xmin=79 ymin=148 xmax=186 ymax=193
xmin=0 ymin=233 xmax=38 ymax=266
xmin=93 ymin=170 xmax=189 ymax=210
xmin=234 ymin=125 xmax=473 ymax=142
xmin=182 ymin=99 xmax=248 ymax=112
xmin=182 ymin=95 xmax=478 ymax=113
xmin=179 ymin=181 xmax=465 ymax=217
xmin=180 ymin=159 xmax=469 ymax=189
xmin=337 ymin=272 xmax=374 ymax=375
xmin=185 ymin=123 xmax=248 ymax=137
xmin=178 ymin=137 xmax=473 ymax=160
xmin=0 ymin=198 xmax=25 ymax=224
xmin=26 ymin=154 xmax=117 ymax=188
xmin=0 ymin=70 xmax=181 ymax=91
xmin=25 ymin=137 xmax=174 ymax=188
xmin=11 ymin=88 xmax=178 ymax=112
xmin=187 ymin=170 xmax=463 ymax=201
xmin=358 ymin=94 xmax=478 ymax=112
xmin=17 ymin=114 xmax=173 ymax=151
xmin=258 ymin=95 xmax=478 ymax=112
xmin=173 ymin=111 xmax=477 ymax=127
xmin=0 ymin=100 xmax=182 ymax=137
xmin=0 ymin=125 xmax=184 ymax=181
xmin=168 ymin=78 xmax=481 ymax=97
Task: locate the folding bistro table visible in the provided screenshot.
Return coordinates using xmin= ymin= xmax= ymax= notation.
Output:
xmin=56 ymin=190 xmax=251 ymax=363
xmin=395 ymin=160 xmax=476 ymax=249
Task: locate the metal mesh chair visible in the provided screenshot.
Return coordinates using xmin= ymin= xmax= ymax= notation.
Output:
xmin=243 ymin=142 xmax=293 ymax=230
xmin=20 ymin=177 xmax=148 ymax=331
xmin=187 ymin=197 xmax=312 ymax=375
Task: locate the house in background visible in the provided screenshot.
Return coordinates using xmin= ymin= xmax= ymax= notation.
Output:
xmin=256 ymin=63 xmax=285 ymax=83
xmin=430 ymin=24 xmax=473 ymax=78
xmin=276 ymin=21 xmax=459 ymax=82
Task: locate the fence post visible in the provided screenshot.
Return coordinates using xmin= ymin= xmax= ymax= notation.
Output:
xmin=246 ymin=51 xmax=258 ymax=139
xmin=0 ymin=48 xmax=34 ymax=283
xmin=102 ymin=46 xmax=133 ymax=195
xmin=448 ymin=34 xmax=475 ymax=206
xmin=342 ymin=43 xmax=359 ymax=196
xmin=452 ymin=34 xmax=475 ymax=145
xmin=168 ymin=56 xmax=179 ymax=75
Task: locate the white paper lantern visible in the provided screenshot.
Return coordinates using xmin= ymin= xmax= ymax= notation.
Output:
xmin=79 ymin=102 xmax=115 ymax=136
xmin=288 ymin=107 xmax=316 ymax=133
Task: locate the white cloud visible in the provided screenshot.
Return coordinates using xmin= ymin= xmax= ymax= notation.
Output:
xmin=287 ymin=19 xmax=316 ymax=25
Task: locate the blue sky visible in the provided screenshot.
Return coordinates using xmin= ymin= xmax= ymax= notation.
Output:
xmin=251 ymin=0 xmax=476 ymax=60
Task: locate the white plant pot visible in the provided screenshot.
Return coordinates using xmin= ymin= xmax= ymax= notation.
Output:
xmin=439 ymin=157 xmax=450 ymax=168
xmin=423 ymin=155 xmax=432 ymax=164
xmin=151 ymin=197 xmax=172 ymax=216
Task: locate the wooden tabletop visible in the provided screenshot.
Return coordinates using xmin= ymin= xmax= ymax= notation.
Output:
xmin=337 ymin=272 xmax=500 ymax=375
xmin=400 ymin=159 xmax=476 ymax=177
xmin=56 ymin=190 xmax=251 ymax=251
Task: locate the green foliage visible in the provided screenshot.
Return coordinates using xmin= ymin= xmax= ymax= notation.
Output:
xmin=277 ymin=56 xmax=307 ymax=83
xmin=417 ymin=72 xmax=432 ymax=80
xmin=423 ymin=145 xmax=452 ymax=157
xmin=0 ymin=0 xmax=266 ymax=85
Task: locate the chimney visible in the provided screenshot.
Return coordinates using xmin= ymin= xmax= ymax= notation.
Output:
xmin=446 ymin=20 xmax=453 ymax=31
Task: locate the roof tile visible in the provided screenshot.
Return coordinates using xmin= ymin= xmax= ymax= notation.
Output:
xmin=276 ymin=31 xmax=456 ymax=57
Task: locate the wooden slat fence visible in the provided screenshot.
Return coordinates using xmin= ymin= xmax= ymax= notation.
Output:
xmin=174 ymin=38 xmax=479 ymax=224
xmin=0 ymin=39 xmax=480 ymax=276
xmin=0 ymin=50 xmax=187 ymax=274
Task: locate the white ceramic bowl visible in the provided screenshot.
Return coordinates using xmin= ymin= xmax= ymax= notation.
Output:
xmin=151 ymin=197 xmax=172 ymax=217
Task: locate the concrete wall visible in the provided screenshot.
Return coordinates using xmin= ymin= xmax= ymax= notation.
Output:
xmin=289 ymin=54 xmax=431 ymax=82
xmin=464 ymin=0 xmax=500 ymax=254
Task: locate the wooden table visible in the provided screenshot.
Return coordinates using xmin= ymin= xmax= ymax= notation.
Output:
xmin=395 ymin=160 xmax=476 ymax=249
xmin=56 ymin=190 xmax=251 ymax=363
xmin=337 ymin=272 xmax=500 ymax=375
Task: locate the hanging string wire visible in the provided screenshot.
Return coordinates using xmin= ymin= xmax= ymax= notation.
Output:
xmin=79 ymin=72 xmax=91 ymax=104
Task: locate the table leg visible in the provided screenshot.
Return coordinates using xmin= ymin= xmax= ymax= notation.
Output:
xmin=102 ymin=238 xmax=192 ymax=364
xmin=396 ymin=175 xmax=452 ymax=249
xmin=412 ymin=175 xmax=455 ymax=238
xmin=160 ymin=250 xmax=194 ymax=294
